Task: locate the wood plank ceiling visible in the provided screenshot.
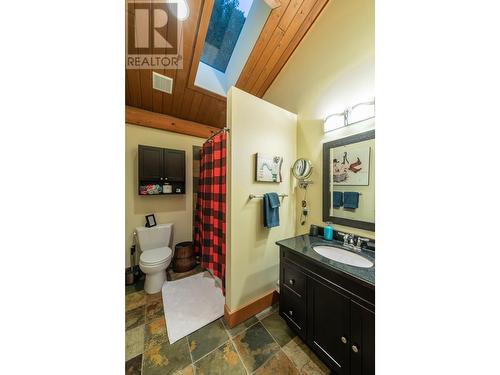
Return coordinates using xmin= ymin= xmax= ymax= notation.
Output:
xmin=125 ymin=0 xmax=329 ymax=133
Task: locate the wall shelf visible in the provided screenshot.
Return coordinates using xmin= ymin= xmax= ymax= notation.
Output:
xmin=138 ymin=145 xmax=186 ymax=196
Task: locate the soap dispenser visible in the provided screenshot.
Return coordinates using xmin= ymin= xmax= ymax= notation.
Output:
xmin=323 ymin=222 xmax=334 ymax=240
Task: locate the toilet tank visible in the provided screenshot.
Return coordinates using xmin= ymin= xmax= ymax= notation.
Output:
xmin=135 ymin=223 xmax=173 ymax=251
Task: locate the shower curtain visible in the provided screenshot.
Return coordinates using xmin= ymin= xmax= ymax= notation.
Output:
xmin=194 ymin=131 xmax=227 ymax=293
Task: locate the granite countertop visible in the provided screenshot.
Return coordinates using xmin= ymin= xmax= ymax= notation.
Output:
xmin=276 ymin=234 xmax=375 ymax=287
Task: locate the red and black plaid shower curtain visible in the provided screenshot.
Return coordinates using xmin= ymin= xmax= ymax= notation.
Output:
xmin=194 ymin=131 xmax=227 ymax=293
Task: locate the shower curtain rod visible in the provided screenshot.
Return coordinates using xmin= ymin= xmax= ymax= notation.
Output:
xmin=205 ymin=127 xmax=230 ymax=143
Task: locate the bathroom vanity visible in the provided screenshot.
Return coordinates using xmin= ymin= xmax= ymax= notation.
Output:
xmin=276 ymin=234 xmax=375 ymax=375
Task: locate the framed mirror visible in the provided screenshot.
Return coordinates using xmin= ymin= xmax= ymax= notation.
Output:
xmin=322 ymin=130 xmax=375 ymax=231
xmin=292 ymin=158 xmax=313 ymax=180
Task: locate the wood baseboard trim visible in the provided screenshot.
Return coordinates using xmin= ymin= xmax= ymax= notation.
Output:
xmin=224 ymin=290 xmax=279 ymax=328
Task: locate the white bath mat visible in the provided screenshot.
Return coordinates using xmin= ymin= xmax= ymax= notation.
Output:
xmin=161 ymin=271 xmax=225 ymax=344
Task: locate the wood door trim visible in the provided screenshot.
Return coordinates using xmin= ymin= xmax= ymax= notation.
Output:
xmin=126 ymin=106 xmax=220 ymax=138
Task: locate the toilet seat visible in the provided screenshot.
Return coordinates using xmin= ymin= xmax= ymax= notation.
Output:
xmin=140 ymin=246 xmax=172 ymax=266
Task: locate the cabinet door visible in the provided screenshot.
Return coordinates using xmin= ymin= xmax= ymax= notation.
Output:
xmin=349 ymin=301 xmax=375 ymax=375
xmin=139 ymin=145 xmax=164 ymax=181
xmin=164 ymin=149 xmax=185 ymax=182
xmin=308 ymin=278 xmax=351 ymax=375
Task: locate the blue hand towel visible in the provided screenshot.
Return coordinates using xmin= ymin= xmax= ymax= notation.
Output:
xmin=343 ymin=192 xmax=360 ymax=209
xmin=333 ymin=191 xmax=343 ymax=208
xmin=263 ymin=192 xmax=280 ymax=228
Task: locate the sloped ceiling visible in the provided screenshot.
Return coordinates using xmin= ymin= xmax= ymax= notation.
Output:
xmin=125 ymin=0 xmax=329 ymax=132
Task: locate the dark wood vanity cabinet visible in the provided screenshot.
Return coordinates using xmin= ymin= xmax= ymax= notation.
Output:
xmin=279 ymin=247 xmax=375 ymax=375
xmin=308 ymin=277 xmax=351 ymax=374
xmin=138 ymin=145 xmax=186 ymax=195
xmin=349 ymin=301 xmax=375 ymax=375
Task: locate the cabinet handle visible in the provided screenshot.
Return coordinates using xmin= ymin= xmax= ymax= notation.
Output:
xmin=288 ymin=310 xmax=293 ymax=317
xmin=341 ymin=336 xmax=348 ymax=344
xmin=289 ymin=279 xmax=295 ymax=285
xmin=351 ymin=345 xmax=359 ymax=353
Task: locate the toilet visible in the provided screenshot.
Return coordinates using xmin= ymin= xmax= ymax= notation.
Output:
xmin=135 ymin=223 xmax=174 ymax=294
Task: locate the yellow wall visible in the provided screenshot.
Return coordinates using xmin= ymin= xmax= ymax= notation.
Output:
xmin=226 ymin=87 xmax=297 ymax=311
xmin=125 ymin=124 xmax=204 ymax=268
xmin=264 ymin=0 xmax=375 ymax=239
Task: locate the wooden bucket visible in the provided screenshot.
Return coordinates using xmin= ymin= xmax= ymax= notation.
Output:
xmin=173 ymin=241 xmax=196 ymax=273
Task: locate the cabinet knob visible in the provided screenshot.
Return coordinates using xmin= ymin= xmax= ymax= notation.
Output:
xmin=289 ymin=279 xmax=295 ymax=285
xmin=160 ymin=177 xmax=164 ymax=180
xmin=351 ymin=345 xmax=359 ymax=353
xmin=288 ymin=310 xmax=293 ymax=317
xmin=165 ymin=177 xmax=168 ymax=180
xmin=341 ymin=336 xmax=348 ymax=344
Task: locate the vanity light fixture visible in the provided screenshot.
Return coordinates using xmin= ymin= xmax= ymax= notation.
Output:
xmin=324 ymin=98 xmax=375 ymax=133
xmin=169 ymin=0 xmax=189 ymax=21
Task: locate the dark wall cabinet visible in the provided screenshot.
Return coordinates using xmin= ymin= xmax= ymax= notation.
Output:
xmin=138 ymin=145 xmax=186 ymax=195
xmin=279 ymin=247 xmax=375 ymax=375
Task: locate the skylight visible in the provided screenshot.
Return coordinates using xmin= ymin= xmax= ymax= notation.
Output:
xmin=201 ymin=0 xmax=255 ymax=73
xmin=194 ymin=0 xmax=271 ymax=96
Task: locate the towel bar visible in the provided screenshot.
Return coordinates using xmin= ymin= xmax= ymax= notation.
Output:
xmin=249 ymin=193 xmax=288 ymax=199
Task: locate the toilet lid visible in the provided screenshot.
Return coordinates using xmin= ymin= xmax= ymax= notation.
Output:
xmin=140 ymin=246 xmax=172 ymax=265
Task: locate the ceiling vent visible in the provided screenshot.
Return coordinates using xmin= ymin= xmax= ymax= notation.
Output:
xmin=152 ymin=72 xmax=173 ymax=94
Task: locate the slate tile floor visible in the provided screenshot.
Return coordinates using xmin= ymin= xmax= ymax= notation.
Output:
xmin=125 ymin=272 xmax=330 ymax=374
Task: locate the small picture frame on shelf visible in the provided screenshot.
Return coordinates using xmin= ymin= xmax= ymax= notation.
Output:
xmin=145 ymin=214 xmax=156 ymax=228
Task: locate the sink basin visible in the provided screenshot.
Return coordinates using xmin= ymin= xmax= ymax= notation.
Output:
xmin=312 ymin=246 xmax=374 ymax=268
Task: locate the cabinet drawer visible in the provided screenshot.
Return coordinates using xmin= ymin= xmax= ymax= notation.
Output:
xmin=280 ymin=287 xmax=306 ymax=339
xmin=282 ymin=261 xmax=306 ymax=298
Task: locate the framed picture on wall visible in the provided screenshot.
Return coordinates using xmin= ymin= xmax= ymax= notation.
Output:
xmin=255 ymin=153 xmax=283 ymax=182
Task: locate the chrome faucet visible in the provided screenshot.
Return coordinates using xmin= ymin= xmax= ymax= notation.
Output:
xmin=342 ymin=233 xmax=349 ymax=246
xmin=340 ymin=233 xmax=369 ymax=253
xmin=343 ymin=233 xmax=354 ymax=247
xmin=354 ymin=237 xmax=370 ymax=252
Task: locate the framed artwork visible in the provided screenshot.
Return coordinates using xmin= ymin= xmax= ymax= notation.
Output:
xmin=322 ymin=130 xmax=375 ymax=231
xmin=145 ymin=214 xmax=157 ymax=228
xmin=330 ymin=145 xmax=370 ymax=186
xmin=255 ymin=153 xmax=283 ymax=182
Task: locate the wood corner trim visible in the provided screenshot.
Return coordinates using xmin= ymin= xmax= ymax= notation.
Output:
xmin=224 ymin=289 xmax=280 ymax=328
xmin=125 ymin=106 xmax=221 ymax=139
